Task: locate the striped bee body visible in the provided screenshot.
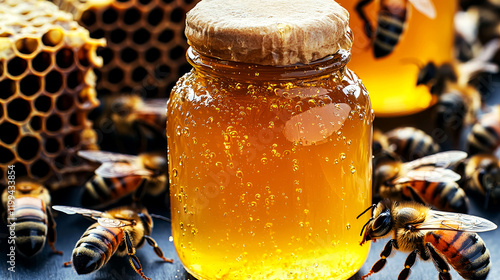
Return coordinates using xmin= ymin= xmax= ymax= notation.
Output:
xmin=386 ymin=127 xmax=440 ymax=162
xmin=373 ymin=1 xmax=407 ymax=58
xmin=425 ymin=230 xmax=490 ymax=280
xmin=81 ymin=175 xmax=144 ymax=208
xmin=72 ymin=223 xmax=124 ymax=274
xmin=467 ymin=122 xmax=500 ymax=155
xmin=403 ymin=180 xmax=469 ymax=213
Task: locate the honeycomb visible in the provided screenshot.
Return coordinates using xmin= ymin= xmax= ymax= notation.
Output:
xmin=0 ymin=0 xmax=104 ymax=190
xmin=54 ymin=0 xmax=199 ymax=98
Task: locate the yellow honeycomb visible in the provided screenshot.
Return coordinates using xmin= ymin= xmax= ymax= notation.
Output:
xmin=0 ymin=0 xmax=104 ymax=190
xmin=54 ymin=0 xmax=199 ymax=98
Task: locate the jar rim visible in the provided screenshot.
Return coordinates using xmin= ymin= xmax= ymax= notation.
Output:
xmin=187 ymin=47 xmax=351 ymax=82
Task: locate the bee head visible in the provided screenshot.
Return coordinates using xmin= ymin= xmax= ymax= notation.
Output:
xmin=358 ymin=200 xmax=393 ymax=245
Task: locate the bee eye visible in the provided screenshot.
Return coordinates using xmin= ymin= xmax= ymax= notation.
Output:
xmin=371 ymin=211 xmax=391 ymax=237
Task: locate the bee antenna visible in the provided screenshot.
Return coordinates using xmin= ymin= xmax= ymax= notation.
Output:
xmin=357 ymin=204 xmax=376 ymax=219
xmin=151 ymin=214 xmax=171 ymax=223
xmin=359 ymin=217 xmax=373 ymax=237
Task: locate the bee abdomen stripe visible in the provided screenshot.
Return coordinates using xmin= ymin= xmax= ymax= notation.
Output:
xmin=16 ymin=222 xmax=47 ymax=236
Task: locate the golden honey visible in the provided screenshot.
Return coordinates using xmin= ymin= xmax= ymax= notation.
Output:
xmin=336 ymin=0 xmax=456 ymax=116
xmin=167 ymin=0 xmax=373 ymax=279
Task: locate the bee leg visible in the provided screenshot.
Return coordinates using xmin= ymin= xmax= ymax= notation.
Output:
xmin=144 ymin=235 xmax=174 ymax=263
xmin=46 ymin=206 xmax=63 ymax=255
xmin=362 ymin=239 xmax=398 ymax=279
xmin=355 ymin=0 xmax=374 ymax=38
xmin=397 ymin=249 xmax=418 ymax=280
xmin=426 ymin=243 xmax=452 ymax=280
xmin=124 ymin=231 xmax=151 ymax=280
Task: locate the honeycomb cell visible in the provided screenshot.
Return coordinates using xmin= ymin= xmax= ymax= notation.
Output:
xmin=139 ymin=0 xmax=152 ymax=5
xmin=77 ymin=46 xmax=91 ymax=67
xmin=110 ymin=28 xmax=127 ymax=44
xmin=30 ymin=115 xmax=42 ymax=131
xmin=12 ymin=161 xmax=28 ymax=178
xmin=42 ymin=29 xmax=64 ymax=47
xmin=123 ymin=8 xmax=141 ymax=25
xmin=170 ymin=7 xmax=185 ymax=23
xmin=45 ymin=137 xmax=60 ymax=154
xmin=20 ymin=74 xmax=42 ymax=96
xmin=0 ymin=121 xmax=19 ymax=145
xmin=17 ymin=136 xmax=40 ymax=160
xmin=64 ymin=132 xmax=80 ymax=148
xmin=56 ymin=94 xmax=75 ymax=112
xmin=46 ymin=114 xmax=63 ymax=132
xmin=0 ymin=61 xmax=4 ymax=77
xmin=98 ymin=48 xmax=114 ymax=65
xmin=0 ymin=79 xmax=17 ymax=100
xmin=120 ymin=47 xmax=138 ymax=63
xmin=69 ymin=111 xmax=84 ymax=127
xmin=81 ymin=9 xmax=97 ymax=27
xmin=45 ymin=70 xmax=64 ymax=93
xmin=133 ymin=28 xmax=151 ymax=45
xmin=35 ymin=95 xmax=52 ymax=113
xmin=169 ymin=45 xmax=185 ymax=60
xmin=56 ymin=48 xmax=75 ymax=69
xmin=7 ymin=98 xmax=31 ymax=121
xmin=67 ymin=70 xmax=83 ymax=90
xmin=145 ymin=47 xmax=160 ymax=63
xmin=90 ymin=28 xmax=105 ymax=39
xmin=102 ymin=8 xmax=119 ymax=24
xmin=31 ymin=159 xmax=51 ymax=179
xmin=158 ymin=28 xmax=174 ymax=43
xmin=7 ymin=57 xmax=28 ymax=77
xmin=132 ymin=66 xmax=148 ymax=82
xmin=147 ymin=8 xmax=163 ymax=26
xmin=155 ymin=64 xmax=171 ymax=80
xmin=15 ymin=37 xmax=39 ymax=55
xmin=162 ymin=0 xmax=174 ymax=4
xmin=108 ymin=67 xmax=124 ymax=84
xmin=32 ymin=51 xmax=52 ymax=73
xmin=0 ymin=103 xmax=3 ymax=118
xmin=0 ymin=146 xmax=14 ymax=164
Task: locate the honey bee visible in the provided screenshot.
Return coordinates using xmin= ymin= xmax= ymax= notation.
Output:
xmin=52 ymin=205 xmax=173 ymax=280
xmin=374 ymin=151 xmax=470 ymax=213
xmin=78 ymin=150 xmax=167 ymax=209
xmin=95 ymin=94 xmax=167 ymax=154
xmin=355 ymin=0 xmax=436 ymax=58
xmin=384 ymin=127 xmax=440 ymax=162
xmin=454 ymin=154 xmax=500 ymax=209
xmin=466 ymin=106 xmax=500 ymax=155
xmin=1 ymin=181 xmax=62 ymax=257
xmin=358 ymin=199 xmax=496 ymax=280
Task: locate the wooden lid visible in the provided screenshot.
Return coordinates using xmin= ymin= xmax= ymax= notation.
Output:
xmin=185 ymin=0 xmax=352 ymax=66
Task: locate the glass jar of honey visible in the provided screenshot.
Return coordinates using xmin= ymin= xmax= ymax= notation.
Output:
xmin=336 ymin=0 xmax=456 ymax=116
xmin=167 ymin=0 xmax=373 ymax=279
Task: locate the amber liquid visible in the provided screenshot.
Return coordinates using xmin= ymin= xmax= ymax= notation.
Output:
xmin=337 ymin=0 xmax=456 ymax=116
xmin=167 ymin=51 xmax=372 ymax=279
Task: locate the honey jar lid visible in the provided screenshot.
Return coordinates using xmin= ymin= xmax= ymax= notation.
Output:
xmin=185 ymin=0 xmax=352 ymax=66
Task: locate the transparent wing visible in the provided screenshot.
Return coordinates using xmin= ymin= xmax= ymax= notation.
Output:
xmin=97 ymin=217 xmax=127 ymax=228
xmin=403 ymin=151 xmax=467 ymax=170
xmin=95 ymin=162 xmax=153 ymax=178
xmin=134 ymin=99 xmax=167 ymax=127
xmin=52 ymin=205 xmax=104 ymax=220
xmin=140 ymin=98 xmax=168 ymax=112
xmin=393 ymin=168 xmax=461 ymax=184
xmin=414 ymin=210 xmax=497 ymax=232
xmin=78 ymin=150 xmax=139 ymax=163
xmin=409 ymin=0 xmax=436 ymax=19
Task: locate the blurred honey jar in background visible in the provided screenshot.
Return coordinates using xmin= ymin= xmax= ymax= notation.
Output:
xmin=336 ymin=0 xmax=456 ymax=116
xmin=167 ymin=0 xmax=373 ymax=279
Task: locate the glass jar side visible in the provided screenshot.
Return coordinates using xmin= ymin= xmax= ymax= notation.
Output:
xmin=167 ymin=50 xmax=373 ymax=280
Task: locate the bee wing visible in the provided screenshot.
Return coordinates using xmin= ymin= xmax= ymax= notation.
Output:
xmin=78 ymin=150 xmax=139 ymax=163
xmin=134 ymin=99 xmax=167 ymax=126
xmin=414 ymin=210 xmax=497 ymax=232
xmin=95 ymin=162 xmax=153 ymax=178
xmin=403 ymin=151 xmax=468 ymax=170
xmin=97 ymin=217 xmax=128 ymax=228
xmin=52 ymin=206 xmax=104 ymax=220
xmin=393 ymin=168 xmax=461 ymax=184
xmin=409 ymin=0 xmax=436 ymax=19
